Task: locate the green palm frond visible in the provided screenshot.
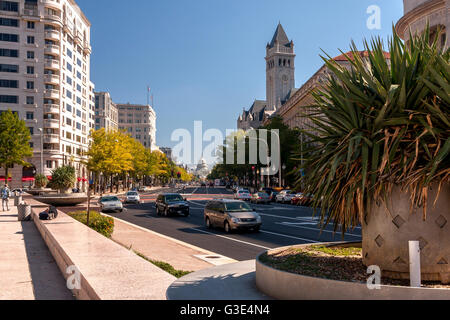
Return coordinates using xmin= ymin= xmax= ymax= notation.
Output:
xmin=295 ymin=26 xmax=450 ymax=235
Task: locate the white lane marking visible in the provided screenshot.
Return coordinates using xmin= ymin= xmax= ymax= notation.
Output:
xmin=283 ymin=222 xmax=319 ymax=226
xmin=276 ymin=222 xmax=362 ymax=238
xmin=191 ymin=228 xmax=271 ymax=250
xmin=260 ymin=230 xmax=319 ymax=243
xmin=259 ymin=212 xmax=320 ymax=222
xmin=188 ymin=200 xmax=206 ymax=207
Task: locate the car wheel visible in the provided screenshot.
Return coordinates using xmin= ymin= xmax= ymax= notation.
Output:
xmin=156 ymin=206 xmax=160 ymax=215
xmin=164 ymin=208 xmax=169 ymax=217
xmin=254 ymin=226 xmax=261 ymax=233
xmin=184 ymin=211 xmax=189 ymax=217
xmin=224 ymin=221 xmax=232 ymax=233
xmin=119 ymin=209 xmax=123 ymax=213
xmin=206 ymin=217 xmax=212 ymax=229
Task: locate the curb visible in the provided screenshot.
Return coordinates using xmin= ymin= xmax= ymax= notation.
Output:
xmin=101 ymin=213 xmax=238 ymax=264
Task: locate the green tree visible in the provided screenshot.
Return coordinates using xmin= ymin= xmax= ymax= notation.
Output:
xmin=34 ymin=174 xmax=49 ymax=189
xmin=0 ymin=109 xmax=33 ymax=184
xmin=49 ymin=165 xmax=76 ymax=193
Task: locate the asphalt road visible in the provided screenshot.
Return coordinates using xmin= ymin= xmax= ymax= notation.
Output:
xmin=101 ymin=187 xmax=362 ymax=261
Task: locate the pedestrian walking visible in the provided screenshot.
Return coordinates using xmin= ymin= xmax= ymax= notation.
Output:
xmin=1 ymin=184 xmax=11 ymax=212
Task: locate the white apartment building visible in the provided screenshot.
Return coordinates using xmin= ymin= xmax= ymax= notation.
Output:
xmin=117 ymin=103 xmax=157 ymax=151
xmin=0 ymin=0 xmax=95 ymax=189
xmin=94 ymin=91 xmax=118 ymax=132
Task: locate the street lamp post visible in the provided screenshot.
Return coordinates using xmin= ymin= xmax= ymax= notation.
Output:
xmin=38 ymin=128 xmax=44 ymax=175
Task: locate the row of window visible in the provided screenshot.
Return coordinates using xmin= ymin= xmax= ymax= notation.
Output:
xmin=0 ymin=79 xmax=36 ymax=89
xmin=0 ymin=1 xmax=18 ymax=12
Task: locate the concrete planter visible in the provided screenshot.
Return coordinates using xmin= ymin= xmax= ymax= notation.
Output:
xmin=26 ymin=189 xmax=56 ymax=196
xmin=256 ymin=244 xmax=450 ymax=300
xmin=363 ymin=183 xmax=450 ymax=283
xmin=34 ymin=194 xmax=88 ymax=206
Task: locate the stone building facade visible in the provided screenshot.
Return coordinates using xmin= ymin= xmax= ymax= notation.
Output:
xmin=0 ymin=0 xmax=95 ymax=189
xmin=237 ymin=23 xmax=297 ymax=130
xmin=117 ymin=103 xmax=157 ymax=151
xmin=94 ymin=91 xmax=118 ymax=132
xmin=396 ymin=0 xmax=449 ymax=49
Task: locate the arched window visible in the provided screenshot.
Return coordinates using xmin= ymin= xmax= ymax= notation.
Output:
xmin=283 ymin=59 xmax=286 ymax=66
xmin=279 ymin=59 xmax=281 ymax=66
xmin=288 ymin=60 xmax=291 ymax=67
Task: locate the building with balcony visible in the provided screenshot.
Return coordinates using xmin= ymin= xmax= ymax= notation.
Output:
xmin=0 ymin=0 xmax=95 ymax=189
xmin=396 ymin=0 xmax=448 ymax=50
xmin=94 ymin=91 xmax=118 ymax=132
xmin=117 ymin=103 xmax=157 ymax=151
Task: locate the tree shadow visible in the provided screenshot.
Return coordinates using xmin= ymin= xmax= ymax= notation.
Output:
xmin=20 ymin=221 xmax=75 ymax=300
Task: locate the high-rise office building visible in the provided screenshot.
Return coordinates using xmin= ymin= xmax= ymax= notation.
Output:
xmin=117 ymin=103 xmax=157 ymax=151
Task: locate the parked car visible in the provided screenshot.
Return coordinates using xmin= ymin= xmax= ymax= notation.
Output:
xmin=251 ymin=192 xmax=271 ymax=204
xmin=98 ymin=196 xmax=123 ymax=213
xmin=234 ymin=189 xmax=252 ymax=201
xmin=155 ymin=193 xmax=190 ymax=217
xmin=204 ymin=199 xmax=262 ymax=233
xmin=275 ymin=190 xmax=296 ymax=203
xmin=298 ymin=194 xmax=315 ymax=206
xmin=291 ymin=193 xmax=305 ymax=205
xmin=268 ymin=191 xmax=279 ymax=202
xmin=125 ymin=191 xmax=141 ymax=204
xmin=261 ymin=188 xmax=275 ymax=195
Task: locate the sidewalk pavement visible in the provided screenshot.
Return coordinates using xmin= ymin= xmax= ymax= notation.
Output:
xmin=108 ymin=215 xmax=237 ymax=272
xmin=166 ymin=260 xmax=271 ymax=300
xmin=0 ymin=199 xmax=74 ymax=300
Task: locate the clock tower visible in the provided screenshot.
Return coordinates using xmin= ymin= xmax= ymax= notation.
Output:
xmin=266 ymin=23 xmax=296 ymax=111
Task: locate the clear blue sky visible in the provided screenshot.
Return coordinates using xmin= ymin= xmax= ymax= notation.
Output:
xmin=77 ymin=0 xmax=403 ymax=149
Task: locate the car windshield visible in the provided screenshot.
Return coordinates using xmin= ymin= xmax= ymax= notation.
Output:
xmin=166 ymin=194 xmax=184 ymax=202
xmin=258 ymin=193 xmax=268 ymax=197
xmin=239 ymin=190 xmax=249 ymax=194
xmin=101 ymin=196 xmax=119 ymax=202
xmin=127 ymin=192 xmax=138 ymax=196
xmin=225 ymin=202 xmax=253 ymax=212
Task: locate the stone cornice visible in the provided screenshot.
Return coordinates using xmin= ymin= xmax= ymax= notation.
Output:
xmin=395 ymin=0 xmax=445 ymax=38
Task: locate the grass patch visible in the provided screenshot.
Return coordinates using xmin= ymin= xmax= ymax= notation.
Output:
xmin=67 ymin=211 xmax=114 ymax=238
xmin=135 ymin=251 xmax=192 ymax=278
xmin=308 ymin=245 xmax=362 ymax=257
xmin=260 ymin=245 xmax=365 ymax=282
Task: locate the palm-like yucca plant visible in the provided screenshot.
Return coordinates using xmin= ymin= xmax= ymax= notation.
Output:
xmin=295 ymin=27 xmax=449 ymax=235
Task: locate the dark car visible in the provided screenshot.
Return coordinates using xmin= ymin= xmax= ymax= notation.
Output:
xmin=156 ymin=193 xmax=190 ymax=217
xmin=204 ymin=199 xmax=262 ymax=233
xmin=268 ymin=191 xmax=279 ymax=202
